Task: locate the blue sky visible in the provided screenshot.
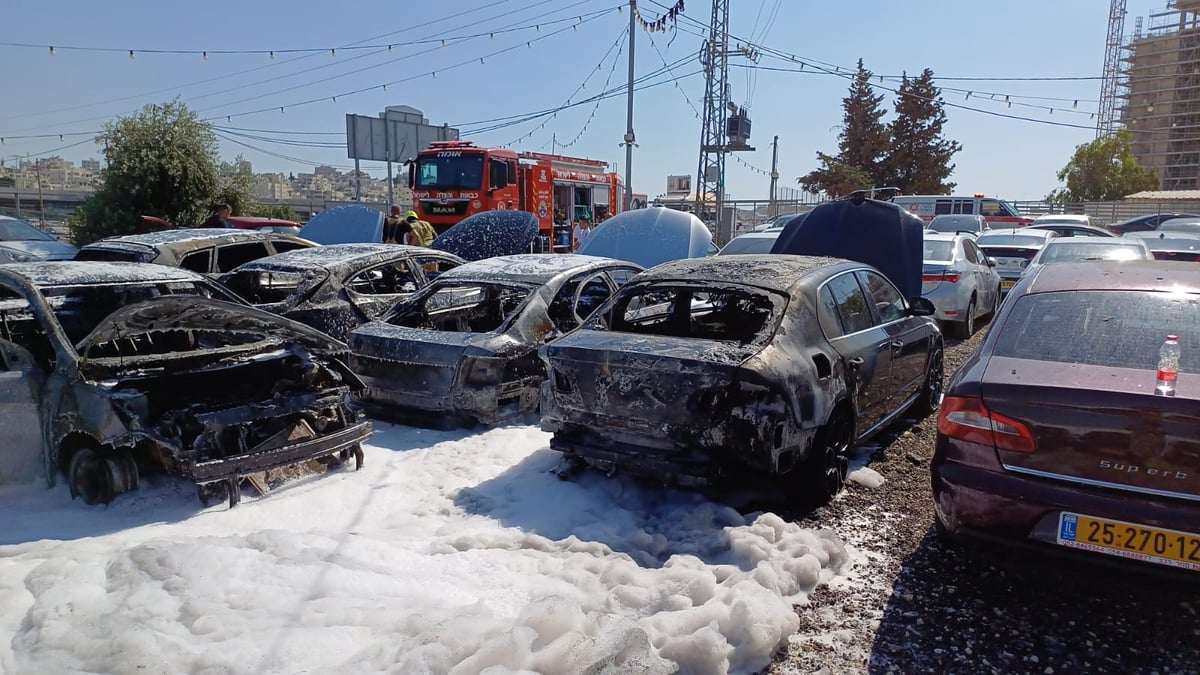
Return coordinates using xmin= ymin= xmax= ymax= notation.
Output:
xmin=1 ymin=0 xmax=1153 ymax=201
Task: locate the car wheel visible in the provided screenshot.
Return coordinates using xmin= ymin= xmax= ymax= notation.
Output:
xmin=795 ymin=413 xmax=852 ymax=504
xmin=910 ymin=346 xmax=944 ymax=417
xmin=197 ymin=481 xmax=230 ymax=507
xmin=68 ymin=448 xmax=138 ymax=505
xmin=954 ymin=299 xmax=976 ymax=338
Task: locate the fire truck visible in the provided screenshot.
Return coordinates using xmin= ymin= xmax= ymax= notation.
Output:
xmin=408 ymin=141 xmax=623 ymax=249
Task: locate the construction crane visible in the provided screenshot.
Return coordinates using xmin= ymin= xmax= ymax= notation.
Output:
xmin=1097 ymin=0 xmax=1127 ymax=137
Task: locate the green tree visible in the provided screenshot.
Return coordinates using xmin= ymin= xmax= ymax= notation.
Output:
xmin=798 ymin=59 xmax=890 ymax=196
xmin=215 ymin=157 xmax=258 ymax=216
xmin=882 ymin=69 xmax=961 ymax=194
xmin=249 ymin=203 xmax=299 ymax=221
xmin=1052 ymin=130 xmax=1158 ymax=201
xmin=75 ymin=101 xmax=220 ymax=244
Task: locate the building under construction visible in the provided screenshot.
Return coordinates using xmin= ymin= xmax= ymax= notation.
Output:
xmin=1122 ymin=1 xmax=1200 ymax=190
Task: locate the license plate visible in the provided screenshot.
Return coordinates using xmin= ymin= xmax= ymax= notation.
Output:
xmin=1001 ymin=279 xmax=1017 ymax=289
xmin=1057 ymin=512 xmax=1200 ymax=572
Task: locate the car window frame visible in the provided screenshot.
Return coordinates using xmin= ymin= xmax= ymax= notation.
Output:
xmin=854 ymin=269 xmax=908 ymax=326
xmin=344 ymin=258 xmax=422 ymax=297
xmin=179 ymin=247 xmax=214 ymax=274
xmin=214 ymin=241 xmax=272 ymax=273
xmin=820 ymin=270 xmax=876 ymax=337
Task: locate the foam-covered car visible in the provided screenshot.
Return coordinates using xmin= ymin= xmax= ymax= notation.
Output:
xmin=219 ymin=244 xmax=465 ymax=341
xmin=539 ymin=255 xmax=942 ymax=502
xmin=0 ymin=262 xmax=371 ymax=507
xmin=349 ymin=254 xmax=642 ymax=426
xmin=74 ymin=229 xmax=315 ymax=274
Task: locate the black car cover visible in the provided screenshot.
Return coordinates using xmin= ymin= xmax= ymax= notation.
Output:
xmin=431 ymin=211 xmax=540 ymax=262
xmin=770 ymin=198 xmax=924 ymax=299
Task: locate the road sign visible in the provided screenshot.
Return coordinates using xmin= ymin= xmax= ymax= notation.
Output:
xmin=346 ymin=106 xmax=460 ymax=163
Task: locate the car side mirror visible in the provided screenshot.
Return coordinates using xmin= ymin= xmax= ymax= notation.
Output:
xmin=986 ymin=257 xmax=997 ymax=267
xmin=908 ymin=297 xmax=937 ymax=317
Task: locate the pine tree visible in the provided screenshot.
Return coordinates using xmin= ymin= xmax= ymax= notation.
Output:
xmin=798 ymin=59 xmax=890 ymax=197
xmin=883 ymin=69 xmax=962 ymax=194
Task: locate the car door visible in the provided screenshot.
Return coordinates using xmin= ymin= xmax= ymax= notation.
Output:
xmin=343 ymin=259 xmax=421 ymax=321
xmin=0 ymin=339 xmax=46 ymax=484
xmin=856 ymin=270 xmax=930 ymax=410
xmin=821 ymin=271 xmax=893 ymax=432
xmin=964 ymin=239 xmax=998 ymax=309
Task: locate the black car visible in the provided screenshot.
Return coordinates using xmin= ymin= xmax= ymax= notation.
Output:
xmin=1107 ymin=213 xmax=1200 ymax=235
xmin=349 ymin=254 xmax=642 ymax=426
xmin=539 ymin=255 xmax=943 ymax=502
xmin=219 ymin=244 xmax=465 ymax=341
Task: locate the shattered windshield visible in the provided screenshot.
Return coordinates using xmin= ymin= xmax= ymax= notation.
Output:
xmin=41 ymin=280 xmax=239 ymax=345
xmin=386 ymin=282 xmax=535 ymax=333
xmin=596 ymin=283 xmax=788 ymax=345
xmin=415 ymin=154 xmax=486 ymax=191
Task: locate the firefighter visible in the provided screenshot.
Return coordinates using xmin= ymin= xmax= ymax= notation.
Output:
xmin=383 ymin=206 xmax=412 ymax=244
xmin=405 ymin=210 xmax=436 ymax=247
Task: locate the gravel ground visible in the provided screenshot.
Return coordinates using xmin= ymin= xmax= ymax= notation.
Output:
xmin=767 ymin=324 xmax=1200 ymax=675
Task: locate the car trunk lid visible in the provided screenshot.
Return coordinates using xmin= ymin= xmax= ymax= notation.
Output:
xmin=921 ymin=262 xmax=958 ymax=294
xmin=349 ymin=322 xmax=497 ymax=396
xmin=977 ymin=245 xmax=1039 ymax=276
xmin=982 ymin=355 xmax=1200 ymax=502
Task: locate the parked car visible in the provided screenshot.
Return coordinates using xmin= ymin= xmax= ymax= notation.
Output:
xmin=1020 ymin=237 xmax=1153 ymax=279
xmin=717 ymin=231 xmax=781 ymax=255
xmin=1156 ymin=218 xmax=1200 ymax=235
xmin=219 ymin=244 xmax=464 ymax=341
xmin=0 ymin=215 xmax=78 ymax=260
xmin=1107 ymin=212 xmax=1200 ymax=235
xmin=0 ymin=262 xmax=371 ymax=507
xmin=1124 ymin=231 xmax=1200 ymax=262
xmin=931 ymin=260 xmax=1200 ymax=575
xmin=974 ymin=228 xmax=1059 ymax=297
xmin=1027 ymin=217 xmax=1115 ymax=238
xmin=928 ymin=214 xmax=989 ymax=237
xmin=74 ymin=229 xmax=315 ymax=274
xmin=0 ymin=244 xmax=39 ymax=265
xmin=539 ymin=255 xmax=943 ymax=502
xmin=227 ymin=216 xmax=303 ymax=236
xmin=921 ymin=234 xmax=1002 ymax=338
xmin=752 ymin=212 xmax=807 ymax=232
xmin=349 ymin=254 xmax=643 ymax=426
xmin=578 ymin=207 xmax=718 ymax=267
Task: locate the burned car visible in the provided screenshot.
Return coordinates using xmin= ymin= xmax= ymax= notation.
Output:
xmin=349 ymin=254 xmax=643 ymax=426
xmin=539 ymin=255 xmax=942 ymax=502
xmin=74 ymin=229 xmax=316 ymax=274
xmin=219 ymin=244 xmax=465 ymax=341
xmin=0 ymin=262 xmax=371 ymax=507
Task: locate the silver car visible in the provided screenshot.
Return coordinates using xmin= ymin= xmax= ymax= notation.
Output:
xmin=927 ymin=214 xmax=989 ymax=237
xmin=1020 ymin=237 xmax=1153 ymax=279
xmin=974 ymin=228 xmax=1059 ymax=297
xmin=922 ymin=233 xmax=1002 ymax=338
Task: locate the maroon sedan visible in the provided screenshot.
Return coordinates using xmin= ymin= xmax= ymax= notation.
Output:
xmin=932 ymin=260 xmax=1200 ymax=575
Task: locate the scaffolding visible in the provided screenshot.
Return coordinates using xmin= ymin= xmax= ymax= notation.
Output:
xmin=1122 ymin=2 xmax=1200 ymax=189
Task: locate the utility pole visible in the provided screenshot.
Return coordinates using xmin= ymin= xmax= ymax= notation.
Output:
xmin=768 ymin=135 xmax=779 ymax=218
xmin=695 ymin=0 xmax=754 ymax=243
xmin=1098 ymin=0 xmax=1128 ymax=137
xmin=622 ymin=0 xmax=637 ymax=210
xmin=34 ymin=157 xmax=46 ymax=228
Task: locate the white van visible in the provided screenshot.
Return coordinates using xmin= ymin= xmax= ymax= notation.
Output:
xmin=892 ymin=194 xmax=1033 ymax=227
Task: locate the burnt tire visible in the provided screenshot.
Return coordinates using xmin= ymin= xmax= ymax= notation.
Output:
xmin=68 ymin=448 xmax=138 ymax=505
xmin=910 ymin=347 xmax=945 ymax=417
xmin=793 ymin=413 xmax=852 ymax=505
xmin=953 ymin=299 xmax=976 ymax=339
xmin=197 ymin=481 xmax=230 ymax=507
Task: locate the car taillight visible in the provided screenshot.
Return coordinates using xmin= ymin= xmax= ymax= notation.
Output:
xmin=922 ymin=272 xmax=962 ymax=283
xmin=937 ymin=396 xmax=1035 ymax=453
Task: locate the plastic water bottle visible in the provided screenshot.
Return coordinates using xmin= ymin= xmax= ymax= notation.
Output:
xmin=1155 ymin=335 xmax=1180 ymax=397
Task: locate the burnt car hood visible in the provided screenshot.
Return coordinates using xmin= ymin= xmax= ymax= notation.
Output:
xmin=77 ymin=296 xmax=349 ymax=358
xmin=297 ymin=205 xmax=384 ymax=244
xmin=430 ymin=211 xmax=539 ymax=262
xmin=350 ymin=321 xmax=509 ymax=365
xmin=771 ymin=198 xmax=924 ymax=299
xmin=578 ymin=208 xmax=713 ymax=268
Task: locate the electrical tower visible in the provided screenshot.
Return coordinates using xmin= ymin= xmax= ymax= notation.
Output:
xmin=1097 ymin=0 xmax=1128 ymax=137
xmin=695 ymin=0 xmax=754 ymax=242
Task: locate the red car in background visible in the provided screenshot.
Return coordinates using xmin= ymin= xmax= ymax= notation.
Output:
xmin=227 ymin=216 xmax=303 ymax=236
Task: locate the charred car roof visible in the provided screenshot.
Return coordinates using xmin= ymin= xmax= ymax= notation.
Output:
xmin=234 ymin=243 xmax=432 ymax=272
xmin=0 ymin=260 xmax=204 ymax=288
xmin=89 ymin=228 xmax=284 ymax=247
xmin=437 ymin=254 xmax=632 ymax=285
xmin=1024 ymin=259 xmax=1200 ymax=295
xmin=630 ymin=254 xmax=855 ymax=293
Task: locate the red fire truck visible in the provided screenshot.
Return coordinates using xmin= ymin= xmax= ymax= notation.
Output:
xmin=409 ymin=141 xmax=623 ymax=248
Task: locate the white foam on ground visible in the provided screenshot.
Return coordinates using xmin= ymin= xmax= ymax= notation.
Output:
xmin=0 ymin=424 xmax=848 ymax=675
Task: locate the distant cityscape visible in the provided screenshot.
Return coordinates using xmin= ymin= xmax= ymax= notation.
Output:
xmin=0 ymin=157 xmax=413 ymax=206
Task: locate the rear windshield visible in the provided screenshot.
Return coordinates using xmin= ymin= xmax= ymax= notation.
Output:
xmin=977 ymin=235 xmax=1048 ymax=249
xmin=929 ymin=218 xmax=978 ymax=233
xmin=42 ymin=280 xmax=234 ymax=345
xmin=1037 ymin=243 xmax=1148 ymax=263
xmin=221 ymin=268 xmax=328 ymax=305
xmin=719 ymin=237 xmax=777 ymax=255
xmin=993 ymin=290 xmax=1200 ymax=371
xmin=595 ymin=283 xmax=788 ymax=345
xmin=923 ymin=241 xmax=954 ymax=261
xmin=386 ymin=282 xmax=534 ymax=333
xmin=74 ymin=247 xmax=149 ymax=263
